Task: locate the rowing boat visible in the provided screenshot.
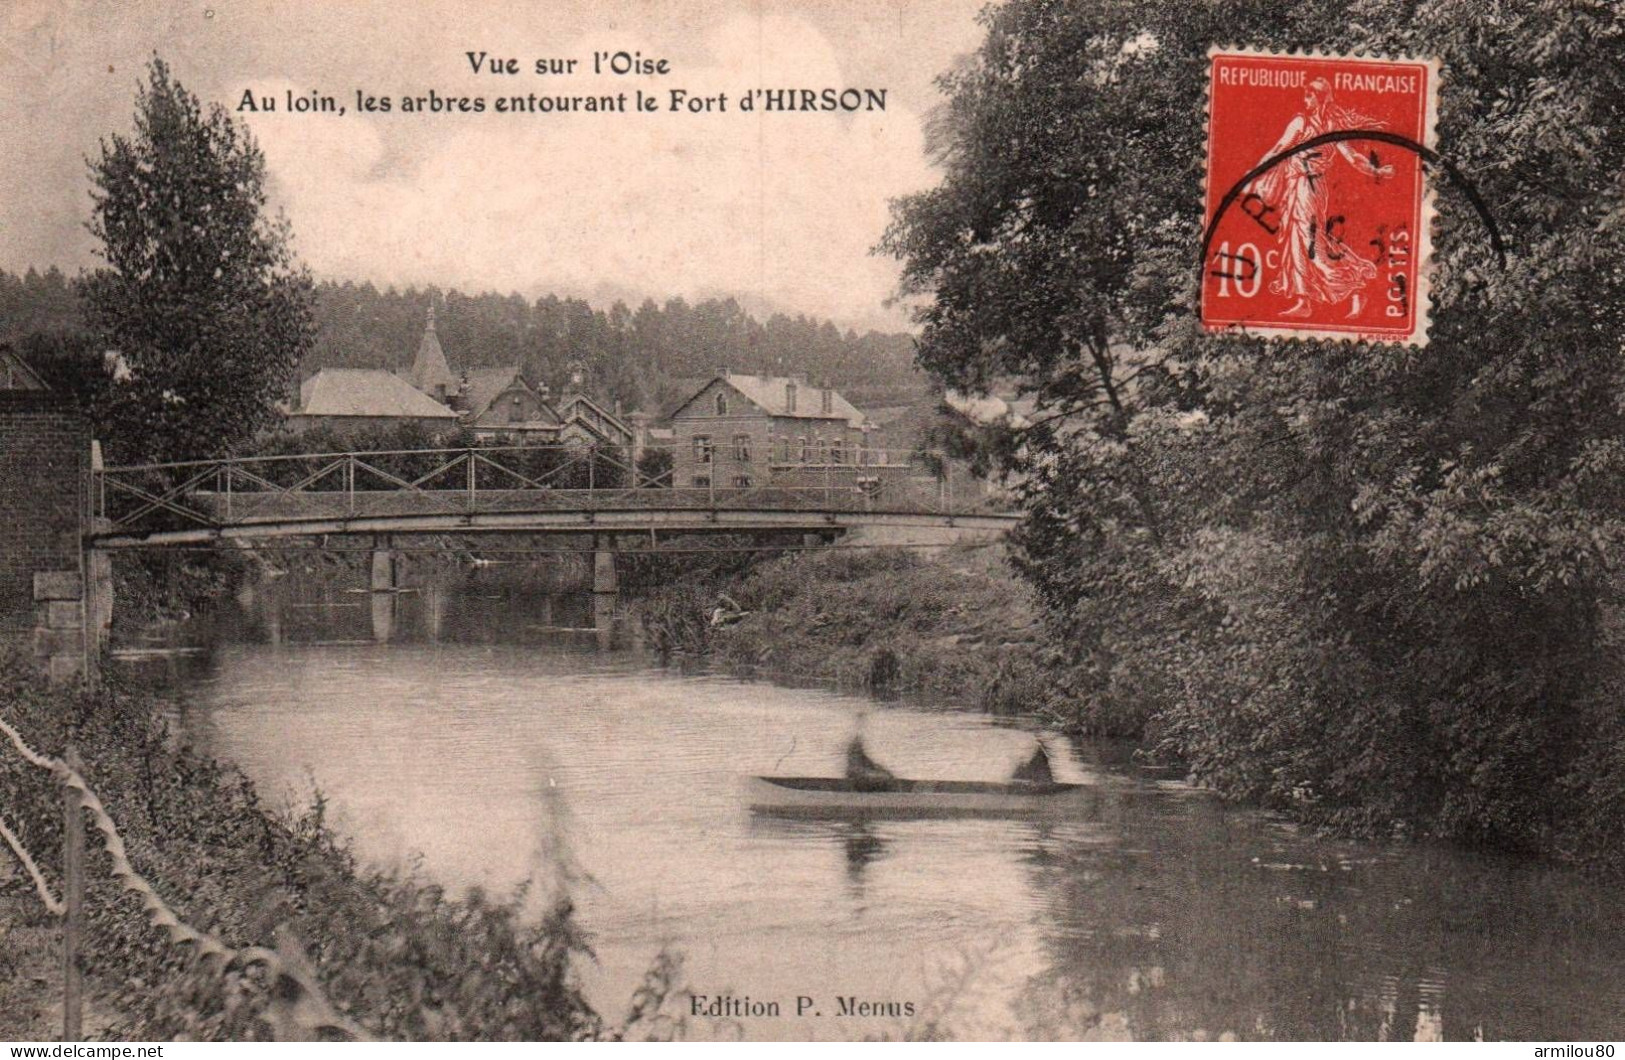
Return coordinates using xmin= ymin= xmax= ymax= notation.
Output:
xmin=748 ymin=775 xmax=1092 ymax=817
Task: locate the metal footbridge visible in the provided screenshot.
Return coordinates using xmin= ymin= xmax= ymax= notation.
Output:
xmin=86 ymin=443 xmax=1018 ymax=549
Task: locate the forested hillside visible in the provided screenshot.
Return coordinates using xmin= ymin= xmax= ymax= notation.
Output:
xmin=0 ymin=267 xmax=83 ymax=338
xmin=0 ymin=268 xmax=927 ymax=415
xmin=309 ymin=283 xmax=925 ymax=413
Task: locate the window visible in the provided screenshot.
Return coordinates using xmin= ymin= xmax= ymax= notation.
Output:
xmin=797 ymin=437 xmax=809 ymax=463
xmin=773 ymin=435 xmax=788 ymax=463
xmin=816 ymin=436 xmax=828 ymax=463
xmin=716 ymin=391 xmax=729 ymax=416
xmin=733 ymin=474 xmax=752 ymax=488
xmin=508 ymin=395 xmax=524 ymax=423
xmin=733 ymin=434 xmax=751 ymax=462
xmin=694 ymin=474 xmax=711 ymax=488
xmin=831 ymin=438 xmax=846 ymax=464
xmin=693 ymin=435 xmax=712 ymax=463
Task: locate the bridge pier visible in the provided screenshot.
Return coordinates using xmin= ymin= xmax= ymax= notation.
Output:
xmin=369 ymin=539 xmax=397 ymax=642
xmin=592 ymin=534 xmax=618 ymax=632
xmin=370 ymin=591 xmax=396 ymax=643
xmin=370 ymin=543 xmax=397 ymax=593
xmin=424 ymin=586 xmax=445 ymax=642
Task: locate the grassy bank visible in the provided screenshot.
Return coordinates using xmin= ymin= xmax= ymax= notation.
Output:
xmin=629 ymin=541 xmax=1625 ymax=880
xmin=635 ymin=544 xmax=1056 ymax=713
xmin=0 ymin=658 xmax=692 ymax=1041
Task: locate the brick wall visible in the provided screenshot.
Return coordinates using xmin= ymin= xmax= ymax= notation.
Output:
xmin=0 ymin=392 xmax=90 ymax=677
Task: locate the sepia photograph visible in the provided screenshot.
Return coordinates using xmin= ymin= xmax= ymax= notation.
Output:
xmin=2 ymin=0 xmax=1624 ymax=1046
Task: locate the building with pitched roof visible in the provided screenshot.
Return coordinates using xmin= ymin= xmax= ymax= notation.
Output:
xmin=667 ymin=369 xmax=892 ymax=489
xmin=556 ymin=391 xmax=631 ymax=445
xmin=459 ymin=360 xmax=635 ymax=448
xmin=287 ymin=368 xmax=460 ymax=433
xmin=287 ymin=310 xmax=638 ymax=451
xmin=552 ymin=362 xmax=634 ymax=447
xmin=0 ymin=345 xmax=48 ymax=391
xmin=461 ymin=365 xmax=561 ymax=437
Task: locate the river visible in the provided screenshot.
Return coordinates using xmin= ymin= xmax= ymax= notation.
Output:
xmin=123 ymin=577 xmax=1625 ymax=1042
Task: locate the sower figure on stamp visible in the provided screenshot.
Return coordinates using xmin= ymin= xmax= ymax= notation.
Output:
xmin=1247 ymin=77 xmax=1395 ymax=319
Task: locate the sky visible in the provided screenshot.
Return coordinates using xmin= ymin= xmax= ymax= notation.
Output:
xmin=0 ymin=0 xmax=992 ymax=333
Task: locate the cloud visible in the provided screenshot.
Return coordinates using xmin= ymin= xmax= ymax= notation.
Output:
xmin=1 ymin=1 xmax=987 ymax=331
xmin=241 ymin=13 xmax=935 ymax=329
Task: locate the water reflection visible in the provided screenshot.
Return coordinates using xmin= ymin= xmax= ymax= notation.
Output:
xmin=370 ymin=591 xmax=395 ymax=643
xmin=120 ymin=578 xmax=1625 ymax=1042
xmin=842 ymin=824 xmax=887 ymax=889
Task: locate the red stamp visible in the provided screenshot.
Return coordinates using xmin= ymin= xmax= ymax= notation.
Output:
xmin=1202 ymin=49 xmax=1438 ymax=346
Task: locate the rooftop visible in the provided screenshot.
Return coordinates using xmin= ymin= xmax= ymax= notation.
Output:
xmin=297 ymin=368 xmax=459 ymax=420
xmin=463 ymin=366 xmax=561 ymax=424
xmin=675 ymin=371 xmax=868 ymax=427
xmin=0 ymin=347 xmax=47 ymax=390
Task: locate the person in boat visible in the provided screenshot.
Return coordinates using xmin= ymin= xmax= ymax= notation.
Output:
xmin=1010 ymin=740 xmax=1055 ymax=785
xmin=709 ymin=592 xmax=748 ymax=628
xmin=844 ymin=733 xmax=898 ymax=791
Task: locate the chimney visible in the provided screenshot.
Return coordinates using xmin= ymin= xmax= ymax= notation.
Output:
xmin=785 ymin=379 xmax=798 ymax=414
xmin=821 ymin=387 xmax=833 ymax=414
xmin=717 ymin=366 xmax=731 ymax=379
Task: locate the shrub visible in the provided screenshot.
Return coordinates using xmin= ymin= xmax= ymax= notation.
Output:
xmin=0 ymin=655 xmax=601 ymax=1040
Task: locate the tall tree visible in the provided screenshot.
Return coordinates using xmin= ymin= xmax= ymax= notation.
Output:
xmin=83 ymin=57 xmax=315 ymax=464
xmin=884 ymin=1 xmax=1625 ymax=865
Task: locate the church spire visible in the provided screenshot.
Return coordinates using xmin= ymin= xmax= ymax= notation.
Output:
xmin=409 ymin=303 xmax=457 ymax=400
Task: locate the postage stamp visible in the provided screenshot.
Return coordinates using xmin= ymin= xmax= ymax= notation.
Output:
xmin=1201 ymin=48 xmax=1439 ymax=346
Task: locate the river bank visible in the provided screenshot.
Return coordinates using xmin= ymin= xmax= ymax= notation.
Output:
xmin=631 ymin=541 xmax=1625 ymax=879
xmin=0 ymin=869 xmax=126 ymax=1039
xmin=0 ymin=656 xmax=633 ymax=1041
xmin=634 ymin=543 xmax=1056 ymax=713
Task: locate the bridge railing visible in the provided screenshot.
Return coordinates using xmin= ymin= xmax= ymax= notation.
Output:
xmin=88 ymin=442 xmax=1007 ymax=537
